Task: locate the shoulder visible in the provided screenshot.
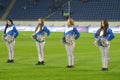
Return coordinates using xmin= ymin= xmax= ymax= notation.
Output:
xmin=11 ymin=24 xmax=16 ymax=29
xmin=73 ymin=27 xmax=77 ymax=31
xmin=73 ymin=27 xmax=80 ymax=34
xmin=44 ymin=26 xmax=50 ymax=30
xmin=107 ymin=28 xmax=113 ymax=33
xmin=43 ymin=26 xmax=50 ymax=32
xmin=43 ymin=26 xmax=47 ymax=29
xmin=95 ymin=29 xmax=100 ymax=34
xmin=108 ymin=28 xmax=112 ymax=31
xmin=11 ymin=24 xmax=15 ymax=27
xmin=65 ymin=25 xmax=69 ymax=28
xmin=73 ymin=27 xmax=77 ymax=29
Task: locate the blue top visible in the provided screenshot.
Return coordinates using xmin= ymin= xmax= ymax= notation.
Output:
xmin=94 ymin=28 xmax=115 ymax=41
xmin=35 ymin=26 xmax=50 ymax=36
xmin=64 ymin=25 xmax=80 ymax=40
xmin=4 ymin=24 xmax=19 ymax=38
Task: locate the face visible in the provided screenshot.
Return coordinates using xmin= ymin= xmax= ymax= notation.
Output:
xmin=67 ymin=19 xmax=73 ymax=27
xmin=101 ymin=21 xmax=105 ymax=27
xmin=38 ymin=19 xmax=42 ymax=24
xmin=7 ymin=20 xmax=12 ymax=25
xmin=67 ymin=19 xmax=70 ymax=26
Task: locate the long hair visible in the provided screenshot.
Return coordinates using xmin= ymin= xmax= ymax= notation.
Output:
xmin=4 ymin=19 xmax=13 ymax=33
xmin=37 ymin=18 xmax=44 ymax=32
xmin=68 ymin=18 xmax=75 ymax=27
xmin=98 ymin=20 xmax=109 ymax=36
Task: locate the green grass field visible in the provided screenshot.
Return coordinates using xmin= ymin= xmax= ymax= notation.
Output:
xmin=0 ymin=32 xmax=120 ymax=80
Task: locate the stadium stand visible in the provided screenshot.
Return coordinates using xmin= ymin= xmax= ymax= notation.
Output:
xmin=0 ymin=0 xmax=120 ymax=20
xmin=48 ymin=0 xmax=120 ymax=20
xmin=6 ymin=0 xmax=68 ymax=20
xmin=71 ymin=0 xmax=120 ymax=20
xmin=7 ymin=0 xmax=54 ymax=20
xmin=0 ymin=0 xmax=11 ymax=18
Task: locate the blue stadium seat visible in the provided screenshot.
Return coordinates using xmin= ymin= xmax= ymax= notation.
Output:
xmin=4 ymin=0 xmax=120 ymax=20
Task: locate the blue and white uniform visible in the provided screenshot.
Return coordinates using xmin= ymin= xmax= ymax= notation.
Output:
xmin=35 ymin=25 xmax=50 ymax=63
xmin=4 ymin=24 xmax=18 ymax=38
xmin=64 ymin=25 xmax=80 ymax=67
xmin=94 ymin=28 xmax=114 ymax=69
xmin=4 ymin=24 xmax=18 ymax=61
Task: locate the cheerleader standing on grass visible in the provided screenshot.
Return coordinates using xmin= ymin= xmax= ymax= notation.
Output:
xmin=62 ymin=18 xmax=80 ymax=68
xmin=32 ymin=18 xmax=50 ymax=65
xmin=3 ymin=19 xmax=19 ymax=63
xmin=94 ymin=20 xmax=115 ymax=71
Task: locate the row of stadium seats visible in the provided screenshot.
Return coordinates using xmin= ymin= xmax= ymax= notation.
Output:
xmin=6 ymin=0 xmax=68 ymax=20
xmin=7 ymin=0 xmax=54 ymax=20
xmin=69 ymin=0 xmax=120 ymax=20
xmin=0 ymin=0 xmax=120 ymax=20
xmin=48 ymin=0 xmax=120 ymax=20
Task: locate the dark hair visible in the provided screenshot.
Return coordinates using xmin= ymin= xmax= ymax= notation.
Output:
xmin=98 ymin=20 xmax=109 ymax=36
xmin=4 ymin=19 xmax=13 ymax=33
xmin=38 ymin=18 xmax=44 ymax=32
xmin=8 ymin=19 xmax=13 ymax=24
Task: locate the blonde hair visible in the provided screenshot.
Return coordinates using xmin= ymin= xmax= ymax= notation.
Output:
xmin=67 ymin=18 xmax=75 ymax=26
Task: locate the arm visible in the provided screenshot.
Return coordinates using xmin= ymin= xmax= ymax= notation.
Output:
xmin=94 ymin=30 xmax=99 ymax=38
xmin=106 ymin=29 xmax=115 ymax=41
xmin=73 ymin=27 xmax=80 ymax=40
xmin=44 ymin=26 xmax=51 ymax=36
xmin=13 ymin=26 xmax=19 ymax=38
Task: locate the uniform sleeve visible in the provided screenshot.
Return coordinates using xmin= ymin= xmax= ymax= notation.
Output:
xmin=73 ymin=27 xmax=80 ymax=40
xmin=44 ymin=26 xmax=51 ymax=36
xmin=94 ymin=30 xmax=99 ymax=38
xmin=107 ymin=29 xmax=115 ymax=41
xmin=13 ymin=26 xmax=19 ymax=38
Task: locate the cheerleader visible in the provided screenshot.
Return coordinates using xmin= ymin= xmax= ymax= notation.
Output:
xmin=3 ymin=19 xmax=19 ymax=63
xmin=63 ymin=18 xmax=80 ymax=68
xmin=94 ymin=20 xmax=115 ymax=71
xmin=32 ymin=18 xmax=50 ymax=65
